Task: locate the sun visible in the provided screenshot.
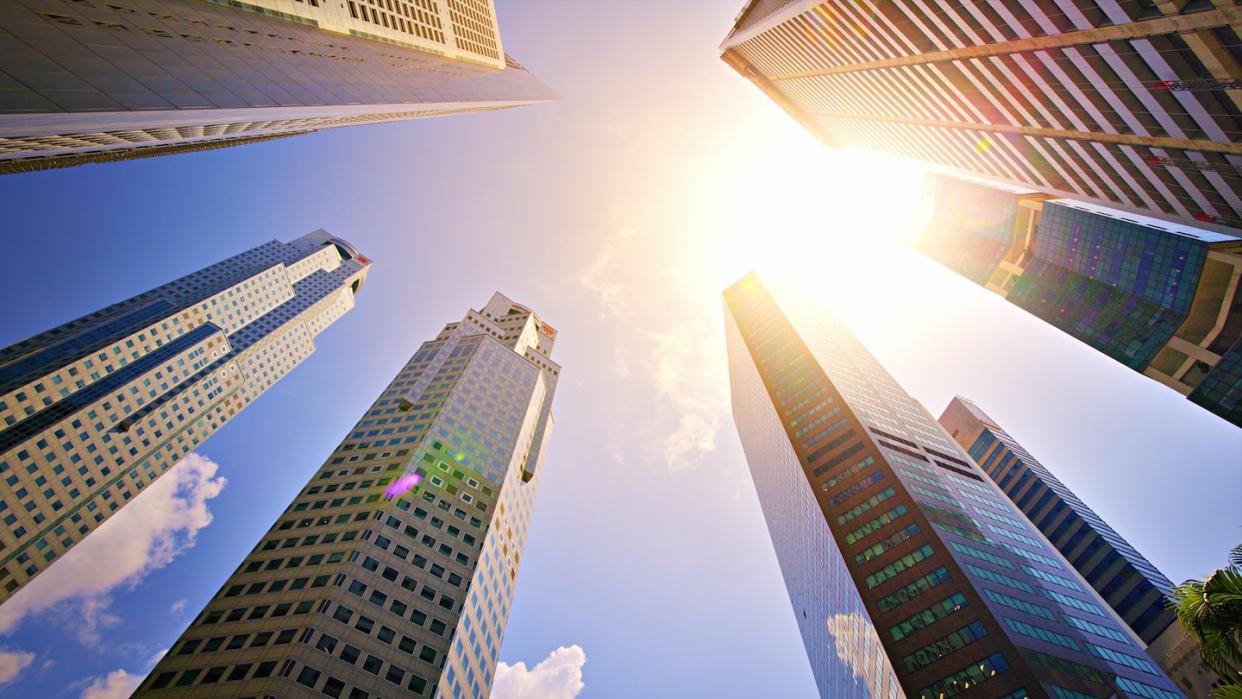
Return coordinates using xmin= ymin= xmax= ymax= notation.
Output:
xmin=697 ymin=122 xmax=929 ymax=309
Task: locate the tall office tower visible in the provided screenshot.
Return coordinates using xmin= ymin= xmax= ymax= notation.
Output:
xmin=0 ymin=0 xmax=556 ymax=173
xmin=725 ymin=272 xmax=1184 ymax=699
xmin=938 ymin=397 xmax=1225 ymax=696
xmin=135 ymin=292 xmax=559 ymax=699
xmin=0 ymin=230 xmax=369 ymax=603
xmin=720 ymin=0 xmax=1242 ymax=232
xmin=918 ymin=173 xmax=1242 ymax=428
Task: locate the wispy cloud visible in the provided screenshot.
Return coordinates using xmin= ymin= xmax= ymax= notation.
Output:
xmin=579 ymin=227 xmax=636 ymax=317
xmin=0 ymin=649 xmax=34 ymax=685
xmin=0 ymin=453 xmax=227 ymax=644
xmin=493 ymin=645 xmax=586 ymax=699
xmin=168 ymin=599 xmax=188 ymax=616
xmin=78 ymin=669 xmax=144 ymax=699
xmin=646 ymin=323 xmax=729 ymax=470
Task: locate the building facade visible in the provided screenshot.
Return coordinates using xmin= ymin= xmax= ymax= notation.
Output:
xmin=725 ymin=273 xmax=1184 ymax=699
xmin=0 ymin=0 xmax=556 ymax=172
xmin=918 ymin=173 xmax=1242 ymax=428
xmin=937 ymin=396 xmax=1227 ymax=697
xmin=0 ymin=230 xmax=370 ymax=603
xmin=721 ymin=0 xmax=1242 ymax=233
xmin=135 ymin=292 xmax=559 ymax=699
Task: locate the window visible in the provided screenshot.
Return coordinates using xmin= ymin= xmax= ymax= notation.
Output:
xmin=340 ymin=645 xmax=360 ymax=665
xmin=1085 ymin=643 xmax=1161 ymax=675
xmin=890 ymin=592 xmax=968 ymax=641
xmin=982 ymin=589 xmax=1055 ymax=621
xmin=322 ymin=677 xmax=346 ymax=698
xmin=1063 ymin=616 xmax=1128 ymax=643
xmin=903 ymin=621 xmax=989 ymax=672
xmin=854 ymin=523 xmax=921 ymax=564
xmin=150 ymin=672 xmax=176 ymax=689
xmin=865 ymin=544 xmax=935 ymax=588
xmin=407 ymin=672 xmax=429 ymax=694
xmin=253 ymin=661 xmax=277 ymax=678
xmin=200 ymin=666 xmax=226 ymax=684
xmin=916 ymin=652 xmax=1009 ymax=698
xmin=1004 ymin=618 xmax=1080 ymax=651
xmin=362 ymin=654 xmax=383 ymax=675
xmin=296 ymin=665 xmax=322 ymax=688
xmin=315 ymin=634 xmax=339 ymax=654
xmin=876 ymin=567 xmax=951 ymax=613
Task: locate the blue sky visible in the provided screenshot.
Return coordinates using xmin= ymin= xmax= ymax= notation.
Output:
xmin=0 ymin=1 xmax=1240 ymax=698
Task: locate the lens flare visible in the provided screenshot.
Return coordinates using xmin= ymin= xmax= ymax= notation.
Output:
xmin=384 ymin=473 xmax=422 ymax=500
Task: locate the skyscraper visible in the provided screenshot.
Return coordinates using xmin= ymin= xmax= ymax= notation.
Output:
xmin=135 ymin=292 xmax=559 ymax=699
xmin=917 ymin=172 xmax=1242 ymax=428
xmin=720 ymin=0 xmax=1242 ymax=232
xmin=937 ymin=396 xmax=1225 ymax=697
xmin=725 ymin=272 xmax=1184 ymax=699
xmin=0 ymin=0 xmax=556 ymax=172
xmin=0 ymin=230 xmax=369 ymax=603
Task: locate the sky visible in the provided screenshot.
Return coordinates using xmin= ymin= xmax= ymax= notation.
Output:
xmin=0 ymin=1 xmax=1240 ymax=698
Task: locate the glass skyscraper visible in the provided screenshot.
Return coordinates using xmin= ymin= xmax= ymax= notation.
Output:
xmin=725 ymin=273 xmax=1184 ymax=699
xmin=136 ymin=292 xmax=559 ymax=699
xmin=0 ymin=230 xmax=369 ymax=604
xmin=720 ymin=0 xmax=1242 ymax=232
xmin=0 ymin=0 xmax=556 ymax=172
xmin=938 ymin=397 xmax=1225 ymax=697
xmin=917 ymin=173 xmax=1242 ymax=428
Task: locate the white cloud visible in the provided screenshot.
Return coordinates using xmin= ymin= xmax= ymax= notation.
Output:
xmin=493 ymin=646 xmax=586 ymax=699
xmin=0 ymin=649 xmax=34 ymax=684
xmin=826 ymin=613 xmax=885 ymax=682
xmin=579 ymin=228 xmax=636 ymax=317
xmin=0 ymin=453 xmax=227 ymax=643
xmin=79 ymin=669 xmax=144 ymax=699
xmin=646 ymin=324 xmax=729 ymax=469
xmin=168 ymin=598 xmax=188 ymax=615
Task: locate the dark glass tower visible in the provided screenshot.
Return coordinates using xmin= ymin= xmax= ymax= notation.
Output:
xmin=937 ymin=397 xmax=1225 ymax=696
xmin=917 ymin=173 xmax=1242 ymax=429
xmin=725 ymin=273 xmax=1184 ymax=699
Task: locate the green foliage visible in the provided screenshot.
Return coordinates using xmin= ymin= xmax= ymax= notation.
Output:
xmin=1172 ymin=542 xmax=1242 ymax=695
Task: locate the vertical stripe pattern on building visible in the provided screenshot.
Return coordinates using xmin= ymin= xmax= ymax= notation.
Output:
xmin=721 ymin=0 xmax=1242 ymax=232
xmin=725 ymin=272 xmax=1185 ymax=699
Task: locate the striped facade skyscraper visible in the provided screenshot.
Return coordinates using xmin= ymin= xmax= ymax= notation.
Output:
xmin=938 ymin=397 xmax=1226 ymax=697
xmin=917 ymin=173 xmax=1242 ymax=428
xmin=720 ymin=0 xmax=1242 ymax=232
xmin=0 ymin=0 xmax=556 ymax=172
xmin=0 ymin=230 xmax=370 ymax=604
xmin=725 ymin=273 xmax=1184 ymax=699
xmin=136 ymin=292 xmax=559 ymax=699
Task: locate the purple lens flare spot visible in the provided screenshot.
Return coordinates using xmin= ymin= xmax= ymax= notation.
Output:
xmin=384 ymin=473 xmax=421 ymax=500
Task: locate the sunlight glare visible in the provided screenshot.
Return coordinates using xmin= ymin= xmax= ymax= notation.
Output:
xmin=703 ymin=124 xmax=928 ymax=312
